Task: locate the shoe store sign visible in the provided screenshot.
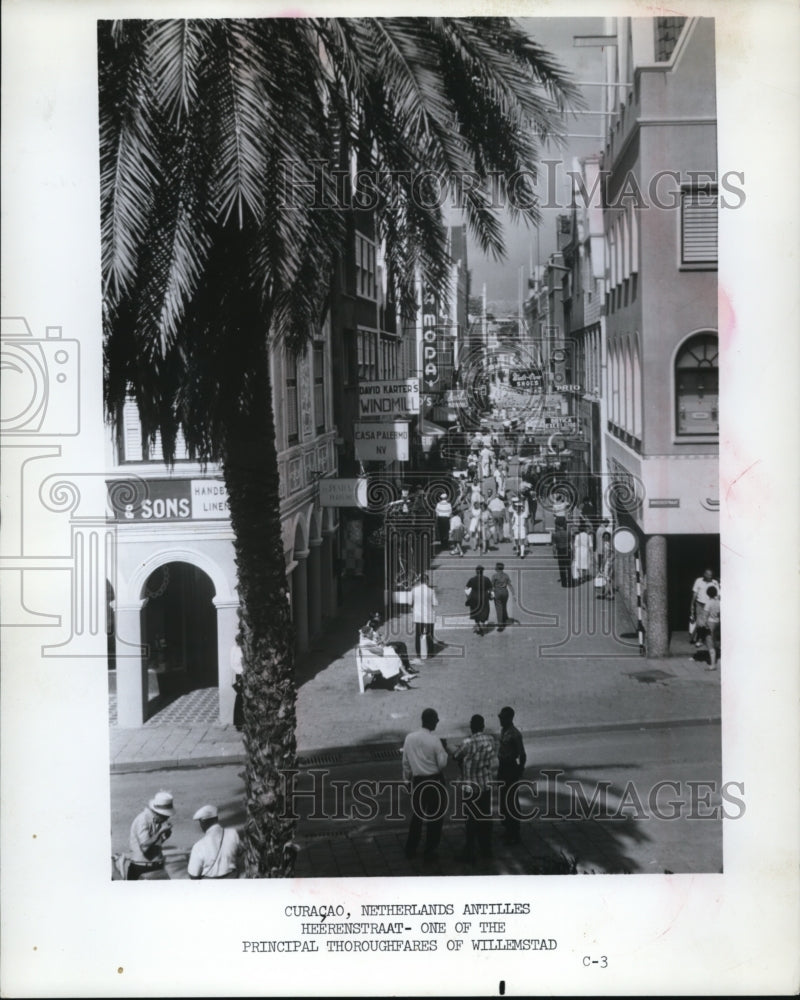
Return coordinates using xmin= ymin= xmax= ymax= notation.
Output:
xmin=107 ymin=478 xmax=230 ymax=521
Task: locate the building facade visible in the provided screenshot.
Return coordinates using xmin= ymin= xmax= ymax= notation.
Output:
xmin=599 ymin=16 xmax=719 ymax=652
xmin=107 ymin=325 xmax=340 ymax=728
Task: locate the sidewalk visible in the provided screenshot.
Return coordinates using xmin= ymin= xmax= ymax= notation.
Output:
xmin=110 ymin=537 xmax=720 ymax=773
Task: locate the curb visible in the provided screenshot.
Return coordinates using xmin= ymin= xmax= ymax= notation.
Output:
xmin=110 ymin=715 xmax=720 ymax=775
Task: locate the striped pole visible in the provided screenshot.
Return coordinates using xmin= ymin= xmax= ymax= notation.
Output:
xmin=634 ymin=553 xmax=645 ymax=656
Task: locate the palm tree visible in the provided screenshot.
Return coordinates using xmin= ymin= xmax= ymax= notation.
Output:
xmin=99 ymin=16 xmax=581 ymax=876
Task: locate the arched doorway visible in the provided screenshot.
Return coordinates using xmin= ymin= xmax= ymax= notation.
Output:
xmin=141 ymin=561 xmax=218 ymax=702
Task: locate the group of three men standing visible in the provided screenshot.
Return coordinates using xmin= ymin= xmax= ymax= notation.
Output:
xmin=401 ymin=706 xmax=527 ymax=864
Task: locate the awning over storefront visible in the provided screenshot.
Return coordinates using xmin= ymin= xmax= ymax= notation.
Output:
xmin=419 ymin=417 xmax=447 ymax=453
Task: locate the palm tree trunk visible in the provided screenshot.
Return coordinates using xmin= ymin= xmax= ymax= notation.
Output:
xmin=222 ymin=350 xmax=298 ymax=878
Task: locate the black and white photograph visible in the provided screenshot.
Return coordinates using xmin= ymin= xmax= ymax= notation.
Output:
xmin=1 ymin=0 xmax=798 ymax=996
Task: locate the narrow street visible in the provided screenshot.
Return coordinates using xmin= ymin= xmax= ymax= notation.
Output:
xmin=110 ymin=721 xmax=722 ymax=877
xmin=294 ymin=531 xmax=720 ymax=754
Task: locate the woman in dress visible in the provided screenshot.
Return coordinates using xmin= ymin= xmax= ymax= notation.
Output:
xmin=512 ymin=497 xmax=529 ymax=557
xmin=357 ymin=617 xmax=417 ymax=691
xmin=571 ymin=524 xmax=594 ymax=584
xmin=465 ymin=565 xmax=493 ymax=636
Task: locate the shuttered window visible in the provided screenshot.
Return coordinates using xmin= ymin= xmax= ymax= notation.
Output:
xmin=286 ymin=353 xmax=299 ymax=445
xmin=313 ymin=342 xmax=325 ymax=433
xmin=120 ymin=397 xmax=189 ymax=463
xmin=681 ymin=188 xmax=718 ymax=265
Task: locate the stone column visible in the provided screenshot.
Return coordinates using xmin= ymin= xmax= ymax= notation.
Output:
xmin=307 ymin=539 xmax=323 ymax=639
xmin=292 ymin=550 xmax=310 ymax=654
xmin=115 ymin=600 xmax=148 ymax=727
xmin=645 ymin=533 xmax=669 ymax=657
xmin=213 ymin=598 xmax=240 ymax=725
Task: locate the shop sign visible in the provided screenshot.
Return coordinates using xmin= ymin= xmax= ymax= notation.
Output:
xmin=421 ymin=283 xmax=440 ymax=388
xmin=190 ymin=480 xmax=230 ymax=519
xmin=358 ymin=378 xmax=420 ymax=417
xmin=447 ymin=389 xmax=467 ymax=407
xmin=354 ymin=421 xmax=410 ymax=461
xmin=509 ymin=370 xmax=543 ymax=390
xmin=319 ymin=478 xmax=368 ymax=508
xmin=108 ymin=478 xmax=230 ymax=521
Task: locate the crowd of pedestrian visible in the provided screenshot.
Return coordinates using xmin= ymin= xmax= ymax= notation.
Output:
xmin=401 ymin=705 xmax=528 ymax=863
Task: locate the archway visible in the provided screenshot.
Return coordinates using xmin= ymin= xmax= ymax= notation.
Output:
xmin=291 ymin=521 xmax=310 ymax=654
xmin=141 ymin=561 xmax=218 ymax=702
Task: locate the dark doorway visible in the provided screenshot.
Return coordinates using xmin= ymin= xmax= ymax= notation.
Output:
xmin=666 ymin=534 xmax=721 ymax=634
xmin=141 ymin=562 xmax=217 ymax=703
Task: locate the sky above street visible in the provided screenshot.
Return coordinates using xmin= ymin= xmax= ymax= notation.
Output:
xmin=461 ymin=17 xmax=607 ymax=310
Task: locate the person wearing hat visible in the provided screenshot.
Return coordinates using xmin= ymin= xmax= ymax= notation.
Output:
xmin=187 ymin=805 xmax=242 ymax=879
xmin=434 ymin=492 xmax=453 ymax=550
xmin=497 ymin=707 xmax=527 ymax=845
xmin=127 ymin=790 xmax=174 ymax=879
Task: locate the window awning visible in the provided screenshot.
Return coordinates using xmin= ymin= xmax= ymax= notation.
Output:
xmin=419 ymin=418 xmax=447 ymax=437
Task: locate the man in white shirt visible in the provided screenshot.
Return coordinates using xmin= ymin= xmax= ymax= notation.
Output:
xmin=187 ymin=804 xmax=242 ymax=879
xmin=434 ymin=493 xmax=453 ymax=550
xmin=402 ymin=708 xmax=450 ymax=861
xmin=691 ymin=568 xmax=721 ymax=647
xmin=410 ymin=573 xmax=438 ymax=660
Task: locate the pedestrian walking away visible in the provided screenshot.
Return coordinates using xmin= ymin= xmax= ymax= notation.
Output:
xmin=488 ymin=493 xmax=507 ymax=542
xmin=453 ymin=714 xmax=498 ymax=863
xmin=188 ymin=804 xmax=242 ymax=879
xmin=465 ymin=565 xmax=493 ymax=635
xmin=497 ymin=707 xmax=527 ymax=845
xmin=449 ymin=511 xmax=465 ymax=556
xmin=402 ymin=708 xmax=450 ymax=861
xmin=553 ymin=516 xmax=571 ymax=588
xmin=117 ymin=790 xmax=175 ymax=880
xmin=410 ymin=573 xmax=438 ymax=659
xmin=435 ymin=492 xmax=452 ymax=550
xmin=572 ymin=523 xmax=594 ymax=584
xmin=700 ymin=585 xmax=721 ymax=670
xmin=491 ymin=562 xmax=514 ymax=631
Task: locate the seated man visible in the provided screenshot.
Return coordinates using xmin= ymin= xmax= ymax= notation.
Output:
xmin=358 ymin=615 xmax=418 ymax=691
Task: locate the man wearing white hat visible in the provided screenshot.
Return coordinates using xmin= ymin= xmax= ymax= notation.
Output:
xmin=127 ymin=790 xmax=174 ymax=879
xmin=187 ymin=805 xmax=242 ymax=879
xmin=434 ymin=492 xmax=452 ymax=550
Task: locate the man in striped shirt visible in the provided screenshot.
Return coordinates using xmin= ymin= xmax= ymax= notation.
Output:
xmin=453 ymin=715 xmax=497 ymax=863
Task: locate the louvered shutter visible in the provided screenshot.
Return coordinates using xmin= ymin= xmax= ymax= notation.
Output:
xmin=681 ymin=190 xmax=718 ymax=264
xmin=122 ymin=398 xmax=143 ymax=462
